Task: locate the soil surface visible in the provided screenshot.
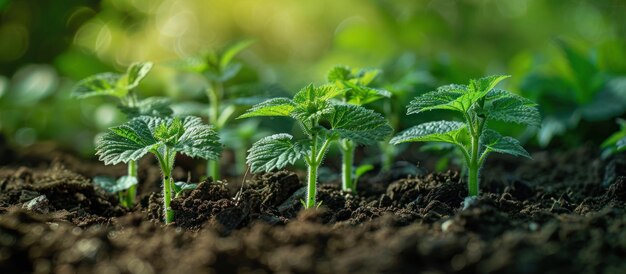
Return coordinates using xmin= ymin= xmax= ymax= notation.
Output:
xmin=1 ymin=144 xmax=626 ymax=274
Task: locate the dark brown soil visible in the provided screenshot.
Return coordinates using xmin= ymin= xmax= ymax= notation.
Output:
xmin=1 ymin=146 xmax=626 ymax=273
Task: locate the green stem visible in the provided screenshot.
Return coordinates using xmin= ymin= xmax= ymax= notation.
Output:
xmin=304 ymin=132 xmax=320 ymax=209
xmin=468 ymin=132 xmax=480 ymax=197
xmin=341 ymin=139 xmax=355 ymax=192
xmin=381 ymin=141 xmax=394 ymax=172
xmin=163 ymin=174 xmax=174 ymax=223
xmin=306 ymin=163 xmax=318 ymax=209
xmin=207 ymin=83 xmax=223 ymax=180
xmin=156 ymin=148 xmax=175 ymax=224
xmin=125 ymin=160 xmax=138 ymax=207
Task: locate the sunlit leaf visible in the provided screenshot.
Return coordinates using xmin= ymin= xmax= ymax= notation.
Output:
xmin=246 ymin=133 xmax=310 ymax=173
xmin=390 ymin=121 xmax=466 ymax=145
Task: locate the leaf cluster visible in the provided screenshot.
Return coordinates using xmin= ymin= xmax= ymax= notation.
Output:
xmin=327 ymin=65 xmax=391 ymax=105
xmin=96 ymin=116 xmax=222 ymax=165
xmin=392 ymin=75 xmax=539 ymax=160
xmin=71 ymin=62 xmax=153 ymax=99
xmin=171 ymin=40 xmax=254 ymax=83
xmin=239 ymin=84 xmax=392 ymax=173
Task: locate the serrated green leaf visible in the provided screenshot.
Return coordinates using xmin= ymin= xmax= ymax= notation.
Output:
xmin=293 ymin=84 xmax=343 ymax=105
xmin=343 ymin=81 xmax=391 ymax=105
xmin=220 ymin=39 xmax=254 ymax=70
xmin=485 ymin=89 xmax=541 ymax=127
xmin=125 ymin=62 xmax=153 ymax=90
xmin=406 ymin=84 xmax=467 ymax=114
xmin=246 ymin=133 xmax=310 ymax=173
xmin=326 ymin=104 xmax=392 ymax=144
xmin=174 ymin=116 xmax=222 ymax=160
xmin=291 ymin=85 xmax=339 ymax=123
xmin=327 ymin=65 xmax=351 ymax=82
xmin=118 ymin=97 xmax=173 ymax=118
xmin=481 ymin=130 xmax=530 ymax=158
xmin=97 ymin=116 xmax=222 ymax=165
xmin=390 ymin=121 xmax=466 ymax=145
xmin=71 ymin=73 xmax=125 ymax=99
xmin=96 ymin=118 xmax=157 ymax=165
xmin=238 ymin=97 xmax=295 ymax=119
xmin=469 ymin=75 xmax=510 ymax=93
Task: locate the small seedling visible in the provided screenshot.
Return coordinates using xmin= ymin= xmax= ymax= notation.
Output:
xmin=601 ymin=119 xmax=626 ymax=159
xmin=239 ymin=84 xmax=392 ymax=208
xmin=95 ymin=116 xmax=222 ymax=223
xmin=92 ymin=176 xmax=138 ymax=207
xmin=172 ymin=40 xmax=254 ymax=180
xmin=72 ymin=62 xmax=172 ymax=208
xmin=391 ymin=75 xmax=540 ymax=201
xmin=327 ymin=65 xmax=390 ymax=192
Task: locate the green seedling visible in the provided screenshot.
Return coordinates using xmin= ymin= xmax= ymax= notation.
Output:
xmin=601 ymin=119 xmax=626 ymax=159
xmin=172 ymin=40 xmax=254 ymax=180
xmin=95 ymin=116 xmax=222 ymax=223
xmin=72 ymin=62 xmax=172 ymax=208
xmin=173 ymin=181 xmax=198 ymax=198
xmin=391 ymin=75 xmax=540 ymax=202
xmin=327 ymin=65 xmax=390 ymax=192
xmin=239 ymin=84 xmax=392 ymax=208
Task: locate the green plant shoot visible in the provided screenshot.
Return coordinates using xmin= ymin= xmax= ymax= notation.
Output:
xmin=71 ymin=62 xmax=172 ymax=208
xmin=327 ymin=65 xmax=391 ymax=192
xmin=172 ymin=40 xmax=254 ymax=180
xmin=390 ymin=75 xmax=540 ymax=199
xmin=239 ymin=84 xmax=392 ymax=208
xmin=95 ymin=116 xmax=222 ymax=223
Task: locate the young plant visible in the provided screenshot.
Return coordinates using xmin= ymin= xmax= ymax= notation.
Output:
xmin=72 ymin=62 xmax=173 ymax=208
xmin=601 ymin=119 xmax=626 ymax=159
xmin=239 ymin=84 xmax=392 ymax=208
xmin=172 ymin=40 xmax=254 ymax=180
xmin=327 ymin=65 xmax=391 ymax=192
xmin=390 ymin=75 xmax=540 ymax=200
xmin=95 ymin=116 xmax=222 ymax=223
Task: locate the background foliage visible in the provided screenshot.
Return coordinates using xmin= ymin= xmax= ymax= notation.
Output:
xmin=0 ymin=0 xmax=625 ymax=159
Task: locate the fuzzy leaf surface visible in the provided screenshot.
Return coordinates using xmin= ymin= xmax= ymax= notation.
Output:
xmin=406 ymin=84 xmax=468 ymax=114
xmin=343 ymin=81 xmax=391 ymax=105
xmin=291 ymin=85 xmax=339 ymax=123
xmin=237 ymin=98 xmax=295 ymax=119
xmin=486 ymin=89 xmax=541 ymax=126
xmin=96 ymin=116 xmax=221 ymax=165
xmin=481 ymin=130 xmax=531 ymax=158
xmin=96 ymin=118 xmax=156 ymax=165
xmin=469 ymin=75 xmax=510 ymax=93
xmin=326 ymin=104 xmax=392 ymax=144
xmin=390 ymin=121 xmax=466 ymax=145
xmin=174 ymin=116 xmax=222 ymax=160
xmin=246 ymin=134 xmax=310 ymax=173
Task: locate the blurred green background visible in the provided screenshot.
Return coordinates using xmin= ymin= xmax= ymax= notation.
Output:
xmin=1 ymin=0 xmax=625 ymax=159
